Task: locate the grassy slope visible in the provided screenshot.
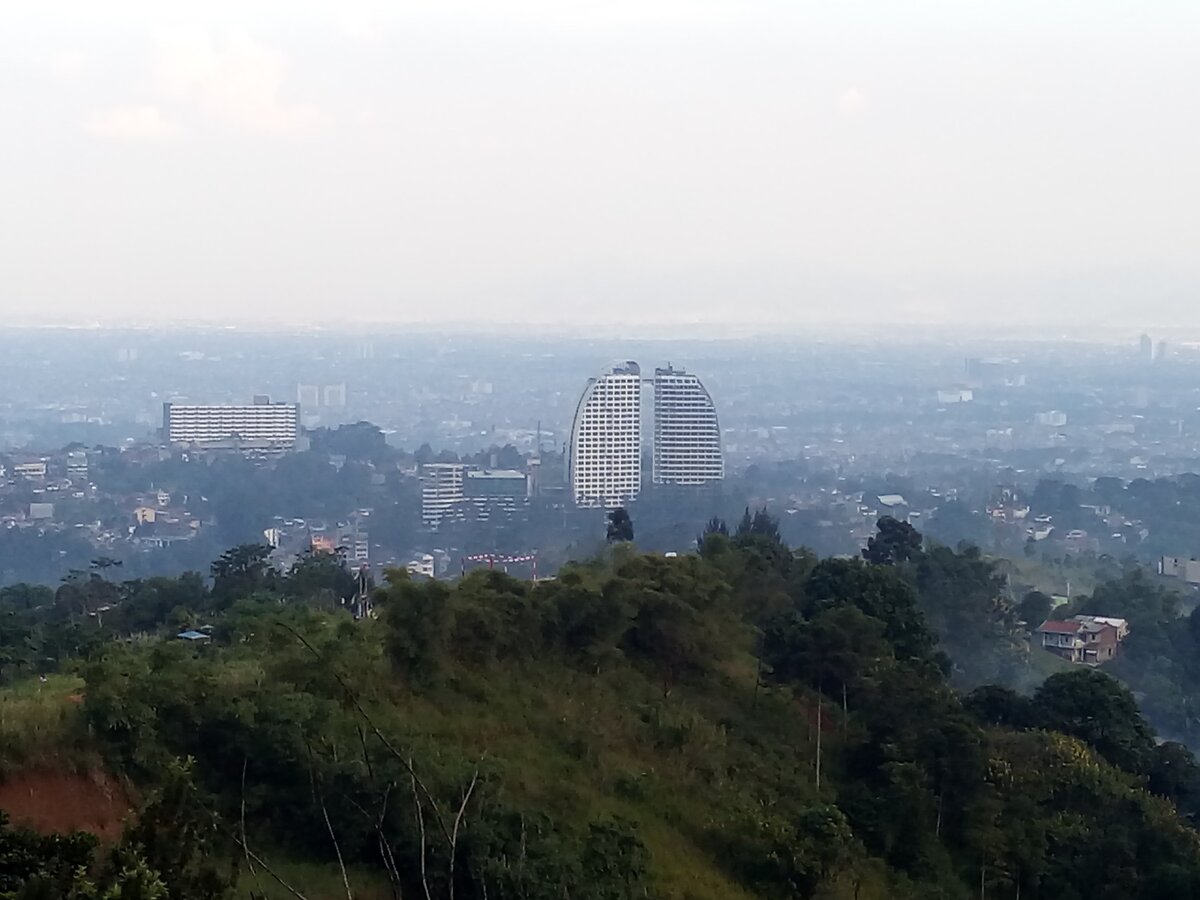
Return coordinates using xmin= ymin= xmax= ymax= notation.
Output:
xmin=0 ymin=660 xmax=791 ymax=898
xmin=1027 ymin=645 xmax=1076 ymax=680
xmin=0 ymin=674 xmax=91 ymax=776
xmin=235 ymin=858 xmax=395 ymax=900
xmin=384 ymin=658 xmax=771 ymax=900
xmin=0 ymin=636 xmax=893 ymax=899
xmin=206 ymin=650 xmax=807 ymax=899
xmin=0 ymin=655 xmax=786 ymax=897
xmin=356 ymin=639 xmax=899 ymax=900
xmin=995 ymin=556 xmax=1100 ymax=601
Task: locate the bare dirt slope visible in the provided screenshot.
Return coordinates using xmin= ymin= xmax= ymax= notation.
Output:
xmin=0 ymin=768 xmax=132 ymax=839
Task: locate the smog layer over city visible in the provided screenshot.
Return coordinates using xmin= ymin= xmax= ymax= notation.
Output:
xmin=3 ymin=3 xmax=1200 ymax=899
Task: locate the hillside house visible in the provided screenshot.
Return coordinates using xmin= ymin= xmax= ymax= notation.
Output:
xmin=1036 ymin=616 xmax=1129 ymax=665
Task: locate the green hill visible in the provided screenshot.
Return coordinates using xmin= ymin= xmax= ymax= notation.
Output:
xmin=4 ymin=521 xmax=1200 ymax=898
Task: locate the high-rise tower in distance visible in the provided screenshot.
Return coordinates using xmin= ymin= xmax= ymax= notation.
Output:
xmin=568 ymin=361 xmax=642 ymax=507
xmin=652 ymin=365 xmax=724 ymax=485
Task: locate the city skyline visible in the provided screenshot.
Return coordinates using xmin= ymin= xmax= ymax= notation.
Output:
xmin=5 ymin=4 xmax=1200 ymax=892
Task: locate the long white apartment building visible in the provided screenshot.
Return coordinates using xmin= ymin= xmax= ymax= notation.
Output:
xmin=568 ymin=361 xmax=643 ymax=508
xmin=163 ymin=398 xmax=300 ymax=450
xmin=652 ymin=366 xmax=724 ymax=485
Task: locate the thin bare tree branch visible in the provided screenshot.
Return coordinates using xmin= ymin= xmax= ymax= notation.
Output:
xmin=411 ymin=762 xmax=434 ymax=900
xmin=374 ymin=782 xmax=405 ymax=898
xmin=317 ymin=781 xmax=355 ymax=900
xmin=378 ymin=830 xmax=404 ymax=900
xmin=447 ymin=769 xmax=481 ymax=900
xmin=279 ymin=618 xmax=488 ymax=900
xmin=241 ymin=756 xmax=269 ymax=900
xmin=358 ymin=724 xmax=376 ymax=782
xmin=278 ymin=621 xmax=454 ymax=845
xmin=331 ymin=781 xmax=406 ymax=899
xmin=229 ymin=835 xmax=312 ymax=900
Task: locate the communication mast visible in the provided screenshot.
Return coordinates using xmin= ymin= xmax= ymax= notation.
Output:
xmin=344 ymin=565 xmax=374 ymax=619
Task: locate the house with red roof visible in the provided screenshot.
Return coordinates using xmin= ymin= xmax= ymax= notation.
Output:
xmin=1036 ymin=616 xmax=1128 ymax=665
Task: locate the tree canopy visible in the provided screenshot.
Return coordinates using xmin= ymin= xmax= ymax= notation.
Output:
xmin=1 ymin=522 xmax=1200 ymax=898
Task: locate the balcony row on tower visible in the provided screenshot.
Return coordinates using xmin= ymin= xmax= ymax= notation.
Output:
xmin=568 ymin=361 xmax=724 ymax=508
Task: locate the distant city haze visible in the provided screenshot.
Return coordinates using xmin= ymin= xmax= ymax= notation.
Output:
xmin=4 ymin=1 xmax=1200 ymax=330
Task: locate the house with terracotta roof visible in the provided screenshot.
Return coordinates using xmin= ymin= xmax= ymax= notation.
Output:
xmin=1036 ymin=616 xmax=1128 ymax=665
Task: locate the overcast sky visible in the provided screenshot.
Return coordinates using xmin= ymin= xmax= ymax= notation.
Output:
xmin=3 ymin=1 xmax=1199 ymax=330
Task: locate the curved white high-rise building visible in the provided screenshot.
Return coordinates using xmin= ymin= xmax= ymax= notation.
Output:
xmin=652 ymin=366 xmax=724 ymax=485
xmin=568 ymin=361 xmax=642 ymax=507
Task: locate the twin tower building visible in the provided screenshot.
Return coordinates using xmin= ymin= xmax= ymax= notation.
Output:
xmin=568 ymin=362 xmax=724 ymax=508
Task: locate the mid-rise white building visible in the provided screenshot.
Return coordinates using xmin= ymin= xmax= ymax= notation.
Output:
xmin=297 ymin=383 xmax=348 ymax=412
xmin=12 ymin=460 xmax=47 ymax=479
xmin=323 ymin=384 xmax=347 ymax=408
xmin=652 ymin=366 xmax=724 ymax=485
xmin=1035 ymin=410 xmax=1068 ymax=427
xmin=406 ymin=553 xmax=436 ymax=578
xmin=65 ymin=450 xmax=88 ymax=479
xmin=296 ymin=384 xmax=321 ymax=409
xmin=421 ymin=463 xmax=465 ymax=529
xmin=568 ymin=362 xmax=643 ymax=508
xmin=464 ymin=469 xmax=529 ymax=522
xmin=163 ymin=400 xmax=299 ymax=450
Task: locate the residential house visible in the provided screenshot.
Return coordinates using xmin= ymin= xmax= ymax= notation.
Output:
xmin=1074 ymin=615 xmax=1130 ymax=642
xmin=133 ymin=522 xmax=199 ymax=549
xmin=406 ymin=553 xmax=436 ymax=578
xmin=11 ymin=460 xmax=47 ymax=479
xmin=1062 ymin=529 xmax=1097 ymax=555
xmin=1027 ymin=523 xmax=1054 ymax=542
xmin=1036 ymin=616 xmax=1129 ymax=665
xmin=1160 ymin=556 xmax=1200 ymax=585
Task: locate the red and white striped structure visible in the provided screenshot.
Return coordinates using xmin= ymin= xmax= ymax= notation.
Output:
xmin=461 ymin=552 xmax=538 ymax=580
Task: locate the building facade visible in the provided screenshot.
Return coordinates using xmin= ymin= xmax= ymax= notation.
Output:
xmin=464 ymin=469 xmax=529 ymax=522
xmin=568 ymin=362 xmax=643 ymax=508
xmin=163 ymin=400 xmax=299 ymax=450
xmin=420 ymin=467 xmax=529 ymax=529
xmin=421 ymin=463 xmax=465 ymax=529
xmin=1036 ymin=616 xmax=1129 ymax=665
xmin=652 ymin=366 xmax=724 ymax=486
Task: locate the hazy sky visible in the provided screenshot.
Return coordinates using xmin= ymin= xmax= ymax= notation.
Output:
xmin=3 ymin=1 xmax=1199 ymax=330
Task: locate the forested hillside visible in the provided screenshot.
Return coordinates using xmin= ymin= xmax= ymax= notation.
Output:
xmin=2 ymin=517 xmax=1200 ymax=898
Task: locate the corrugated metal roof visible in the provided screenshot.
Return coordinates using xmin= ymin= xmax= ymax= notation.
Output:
xmin=1037 ymin=620 xmax=1081 ymax=635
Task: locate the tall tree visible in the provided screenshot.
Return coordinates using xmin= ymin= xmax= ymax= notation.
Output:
xmin=696 ymin=516 xmax=728 ymax=551
xmin=606 ymin=508 xmax=634 ymax=543
xmin=1034 ymin=668 xmax=1156 ymax=774
xmin=210 ymin=544 xmax=276 ymax=607
xmin=1018 ymin=590 xmax=1053 ymax=627
xmin=862 ymin=516 xmax=922 ymax=566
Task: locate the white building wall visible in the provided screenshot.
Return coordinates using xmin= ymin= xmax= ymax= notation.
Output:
xmin=652 ymin=367 xmax=724 ymax=485
xmin=569 ymin=363 xmax=642 ymax=507
xmin=164 ymin=403 xmax=299 ymax=448
xmin=421 ymin=463 xmax=465 ymax=529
